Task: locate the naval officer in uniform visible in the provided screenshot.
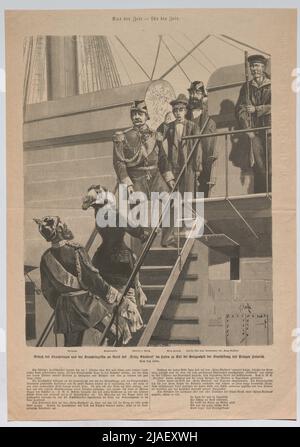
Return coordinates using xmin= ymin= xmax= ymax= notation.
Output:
xmin=113 ymin=100 xmax=176 ymax=247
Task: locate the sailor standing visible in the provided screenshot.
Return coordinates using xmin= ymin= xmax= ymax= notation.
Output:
xmin=235 ymin=54 xmax=271 ymax=193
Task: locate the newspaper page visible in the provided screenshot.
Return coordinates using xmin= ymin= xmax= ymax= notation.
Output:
xmin=6 ymin=8 xmax=297 ymax=420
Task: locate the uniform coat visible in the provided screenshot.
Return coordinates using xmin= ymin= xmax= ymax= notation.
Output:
xmin=235 ymin=75 xmax=271 ymax=193
xmin=113 ymin=125 xmax=174 ymax=198
xmin=40 ymin=241 xmax=137 ymax=346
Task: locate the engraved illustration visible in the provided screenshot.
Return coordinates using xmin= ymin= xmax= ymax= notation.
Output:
xmin=23 ymin=34 xmax=272 ymax=347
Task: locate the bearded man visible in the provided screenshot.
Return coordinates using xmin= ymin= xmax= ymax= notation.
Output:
xmin=235 ymin=54 xmax=271 ymax=193
xmin=113 ymin=100 xmax=176 ymax=247
xmin=186 ymin=80 xmax=217 ymax=197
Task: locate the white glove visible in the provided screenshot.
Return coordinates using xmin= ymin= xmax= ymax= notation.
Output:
xmin=106 ymin=286 xmax=122 ymax=304
xmin=119 ymin=298 xmax=144 ymax=333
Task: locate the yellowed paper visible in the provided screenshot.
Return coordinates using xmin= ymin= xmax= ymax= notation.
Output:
xmin=6 ymin=8 xmax=297 ymax=420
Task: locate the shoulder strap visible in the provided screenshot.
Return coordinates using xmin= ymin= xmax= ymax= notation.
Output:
xmin=43 ymin=251 xmax=81 ymax=290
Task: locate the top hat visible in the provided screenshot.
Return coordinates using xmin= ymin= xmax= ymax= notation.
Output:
xmin=170 ymin=93 xmax=189 ymax=108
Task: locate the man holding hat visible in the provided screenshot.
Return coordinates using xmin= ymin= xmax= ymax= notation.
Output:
xmin=186 ymin=81 xmax=217 ymax=197
xmin=235 ymin=54 xmax=271 ymax=193
xmin=113 ymin=100 xmax=176 ymax=247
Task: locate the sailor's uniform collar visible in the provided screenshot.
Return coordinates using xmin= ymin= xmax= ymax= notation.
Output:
xmin=250 ymin=76 xmax=271 ymax=89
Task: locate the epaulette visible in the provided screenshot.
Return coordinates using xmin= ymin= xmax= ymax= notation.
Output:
xmin=113 ymin=131 xmax=125 ymax=143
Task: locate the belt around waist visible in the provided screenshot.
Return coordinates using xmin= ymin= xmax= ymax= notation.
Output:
xmin=60 ymin=290 xmax=86 ymax=298
xmin=128 ymin=166 xmax=157 ymax=171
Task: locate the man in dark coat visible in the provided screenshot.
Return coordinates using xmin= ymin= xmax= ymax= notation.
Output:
xmin=186 ymin=81 xmax=217 ymax=197
xmin=235 ymin=54 xmax=271 ymax=193
xmin=164 ymin=93 xmax=201 ymax=195
xmin=82 ymin=185 xmax=148 ymax=311
xmin=113 ymin=100 xmax=176 ymax=247
xmin=35 ymin=216 xmax=143 ymax=347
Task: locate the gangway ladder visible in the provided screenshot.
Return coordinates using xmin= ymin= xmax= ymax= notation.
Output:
xmin=137 ymin=223 xmax=198 ymax=346
xmin=35 ymin=119 xmax=209 ymax=347
xmin=97 ymin=118 xmax=210 ymax=346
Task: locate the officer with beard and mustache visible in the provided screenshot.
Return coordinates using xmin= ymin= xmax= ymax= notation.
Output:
xmin=113 ymin=100 xmax=176 ymax=247
xmin=235 ymin=54 xmax=271 ymax=193
xmin=186 ymin=81 xmax=217 ymax=197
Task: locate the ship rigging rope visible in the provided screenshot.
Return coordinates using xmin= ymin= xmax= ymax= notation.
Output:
xmin=213 ymin=34 xmax=245 ymax=54
xmin=92 ymin=37 xmax=101 ymax=90
xmin=221 ymin=34 xmax=271 ymax=57
xmin=23 ymin=36 xmax=33 ymax=109
xmin=34 ymin=37 xmax=47 ymax=102
xmin=77 ymin=38 xmax=85 ymax=87
xmin=115 ymin=36 xmax=151 ymax=80
xmin=109 ymin=36 xmax=132 ymax=84
xmin=213 ymin=34 xmax=271 ymax=58
xmin=183 ymin=33 xmax=217 ymax=69
xmin=167 ymin=34 xmax=212 ymax=74
xmin=29 ymin=37 xmax=43 ymax=104
xmin=150 ymin=35 xmax=162 ymax=80
xmin=160 ymin=34 xmax=211 ymax=79
xmin=76 ymin=37 xmax=122 ymax=93
xmin=161 ymin=37 xmax=191 ymax=82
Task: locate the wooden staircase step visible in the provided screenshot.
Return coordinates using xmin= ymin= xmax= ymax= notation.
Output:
xmin=143 ymin=248 xmax=198 ymax=266
xmin=142 ymin=285 xmax=164 ymax=291
xmin=143 ymin=288 xmax=199 ymax=305
xmin=149 ymin=247 xmax=180 ymax=251
xmin=140 ymin=265 xmax=173 ymax=271
xmin=141 ymin=304 xmax=156 ymax=324
xmin=141 ymin=273 xmax=198 ymax=286
xmin=137 ymin=237 xmax=196 ymax=346
xmin=141 ymin=286 xmax=163 ymax=305
xmin=143 ymin=304 xmax=156 ymax=309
